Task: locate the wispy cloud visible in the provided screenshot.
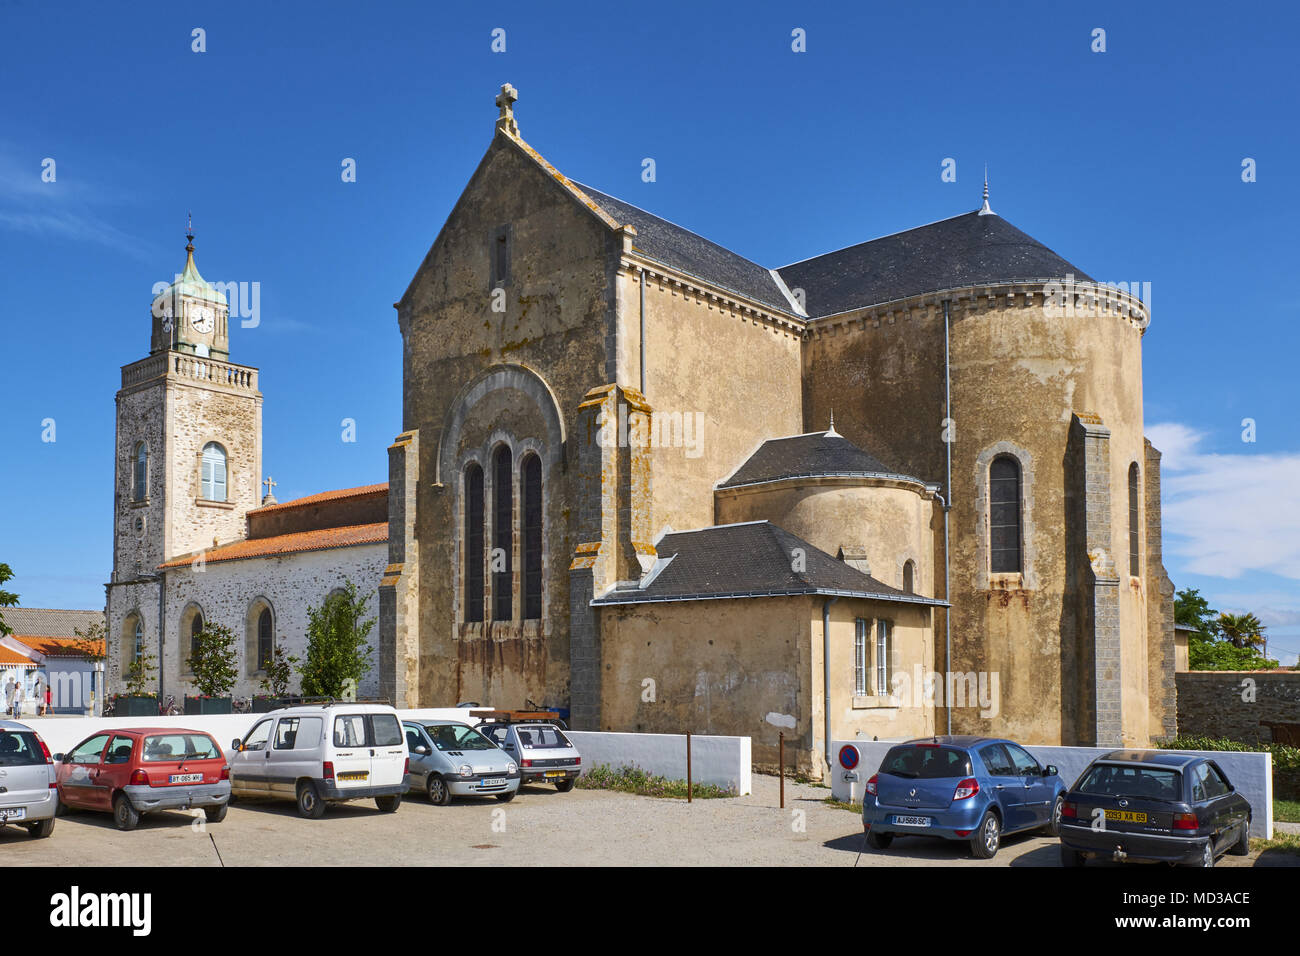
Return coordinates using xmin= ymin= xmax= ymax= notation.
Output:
xmin=1149 ymin=422 xmax=1300 ymax=581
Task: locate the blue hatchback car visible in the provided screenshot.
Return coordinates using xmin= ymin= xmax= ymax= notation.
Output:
xmin=861 ymin=736 xmax=1066 ymax=859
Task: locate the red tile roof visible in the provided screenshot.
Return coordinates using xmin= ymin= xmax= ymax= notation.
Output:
xmin=0 ymin=646 xmax=37 ymax=666
xmin=9 ymin=636 xmax=105 ymax=659
xmin=249 ymin=482 xmax=388 ymax=515
xmin=158 ymin=522 xmax=388 ymax=569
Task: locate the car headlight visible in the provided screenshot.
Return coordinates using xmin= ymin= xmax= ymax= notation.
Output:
xmin=507 ymin=762 xmax=517 ymax=775
xmin=459 ymin=764 xmax=473 ymax=777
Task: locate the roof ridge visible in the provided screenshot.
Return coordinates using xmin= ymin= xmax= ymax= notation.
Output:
xmin=775 ymin=211 xmax=978 ymax=270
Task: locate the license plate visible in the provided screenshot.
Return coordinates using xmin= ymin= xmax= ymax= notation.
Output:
xmin=169 ymin=773 xmax=203 ymax=784
xmin=337 ymin=771 xmax=369 ymax=782
xmin=480 ymin=778 xmax=505 ymax=787
xmin=892 ymin=815 xmax=930 ymax=827
xmin=1104 ymin=809 xmax=1148 ymax=823
xmin=0 ymin=808 xmax=26 ymax=822
xmin=544 ymin=771 xmax=565 ymax=778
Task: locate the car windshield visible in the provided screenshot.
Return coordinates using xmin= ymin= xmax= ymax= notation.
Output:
xmin=880 ymin=745 xmax=972 ymax=779
xmin=0 ymin=730 xmax=46 ymax=766
xmin=514 ymin=725 xmax=571 ymax=749
xmin=1077 ymin=764 xmax=1181 ymax=801
xmin=142 ymin=734 xmax=220 ymax=761
xmin=425 ymin=724 xmax=496 ymax=752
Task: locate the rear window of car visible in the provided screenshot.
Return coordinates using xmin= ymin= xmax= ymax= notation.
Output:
xmin=515 ymin=725 xmax=571 ymax=749
xmin=1077 ymin=764 xmax=1181 ymax=801
xmin=334 ymin=713 xmax=403 ymax=748
xmin=0 ymin=731 xmax=46 ymax=766
xmin=880 ymin=745 xmax=972 ymax=779
xmin=142 ymin=734 xmax=221 ymax=761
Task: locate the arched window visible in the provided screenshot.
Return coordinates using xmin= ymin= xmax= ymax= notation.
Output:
xmin=257 ymin=607 xmax=273 ymax=671
xmin=902 ymin=560 xmax=915 ymax=594
xmin=133 ymin=443 xmax=148 ymax=502
xmin=521 ymin=454 xmax=543 ymax=620
xmin=122 ymin=612 xmax=143 ymax=676
xmin=492 ymin=446 xmax=514 ymax=622
xmin=989 ymin=455 xmax=1022 ymax=574
xmin=464 ymin=463 xmax=485 ymax=623
xmin=189 ymin=609 xmax=205 ymax=661
xmin=201 ymin=442 xmax=227 ymax=502
xmin=134 ymin=618 xmax=144 ymax=663
xmin=1129 ymin=462 xmax=1141 ymax=577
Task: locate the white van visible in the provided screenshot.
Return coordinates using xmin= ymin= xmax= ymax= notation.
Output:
xmin=229 ymin=703 xmax=409 ymax=818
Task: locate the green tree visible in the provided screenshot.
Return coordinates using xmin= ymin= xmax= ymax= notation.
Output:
xmin=71 ymin=621 xmax=108 ymax=662
xmin=259 ymin=643 xmax=300 ymax=698
xmin=299 ymin=581 xmax=375 ymax=699
xmin=1175 ymin=587 xmax=1218 ymax=639
xmin=123 ymin=651 xmax=158 ymax=697
xmin=185 ymin=622 xmax=240 ymax=697
xmin=0 ymin=563 xmax=19 ymax=637
xmin=1217 ymin=611 xmax=1266 ymax=650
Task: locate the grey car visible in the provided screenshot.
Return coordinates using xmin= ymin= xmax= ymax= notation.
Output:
xmin=479 ymin=720 xmax=582 ymax=791
xmin=403 ymin=720 xmax=520 ymax=805
xmin=0 ymin=720 xmax=58 ymax=838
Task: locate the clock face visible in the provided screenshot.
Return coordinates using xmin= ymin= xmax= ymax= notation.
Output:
xmin=192 ymin=305 xmax=214 ymax=334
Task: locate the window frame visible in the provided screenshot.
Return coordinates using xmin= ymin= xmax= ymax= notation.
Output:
xmin=521 ymin=453 xmax=543 ymax=620
xmin=492 ymin=445 xmax=514 ymax=622
xmin=133 ymin=442 xmax=148 ymax=502
xmin=989 ymin=454 xmax=1023 ymax=575
xmin=1128 ymin=462 xmax=1141 ymax=578
xmin=853 ymin=618 xmax=869 ymax=697
xmin=464 ymin=463 xmax=485 ymax=623
xmin=875 ymin=619 xmax=892 ymax=696
xmin=200 ymin=442 xmax=228 ymax=502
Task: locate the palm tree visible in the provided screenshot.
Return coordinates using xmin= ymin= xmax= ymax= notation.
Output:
xmin=1217 ymin=612 xmax=1266 ymax=650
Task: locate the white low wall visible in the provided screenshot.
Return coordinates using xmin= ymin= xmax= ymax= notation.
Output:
xmin=567 ymin=731 xmax=752 ymax=795
xmin=829 ymin=739 xmax=1274 ymax=839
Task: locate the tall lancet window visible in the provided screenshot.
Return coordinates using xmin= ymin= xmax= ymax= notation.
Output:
xmin=133 ymin=443 xmax=148 ymax=502
xmin=201 ymin=442 xmax=227 ymax=502
xmin=989 ymin=455 xmax=1022 ymax=574
xmin=464 ymin=464 xmax=485 ymax=623
xmin=521 ymin=454 xmax=543 ymax=620
xmin=1128 ymin=463 xmax=1141 ymax=577
xmin=492 ymin=446 xmax=514 ymax=622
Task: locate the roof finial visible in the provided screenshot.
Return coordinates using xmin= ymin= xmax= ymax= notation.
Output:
xmin=826 ymin=408 xmax=841 ymax=438
xmin=495 ymin=83 xmax=519 ymax=136
xmin=186 ymin=211 xmax=195 ymax=252
xmin=979 ymin=168 xmax=995 ymax=216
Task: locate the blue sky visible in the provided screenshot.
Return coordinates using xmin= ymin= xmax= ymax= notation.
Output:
xmin=1 ymin=1 xmax=1297 ymax=662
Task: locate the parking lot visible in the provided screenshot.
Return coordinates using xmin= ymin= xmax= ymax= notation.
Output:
xmin=1 ymin=774 xmax=1286 ymax=867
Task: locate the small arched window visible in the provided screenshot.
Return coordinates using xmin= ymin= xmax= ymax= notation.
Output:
xmin=133 ymin=443 xmax=148 ymax=502
xmin=492 ymin=446 xmax=514 ymax=622
xmin=201 ymin=442 xmax=227 ymax=502
xmin=257 ymin=607 xmax=273 ymax=671
xmin=133 ymin=618 xmax=144 ymax=663
xmin=902 ymin=560 xmax=915 ymax=594
xmin=989 ymin=455 xmax=1022 ymax=574
xmin=521 ymin=454 xmax=543 ymax=620
xmin=189 ymin=608 xmax=205 ymax=662
xmin=464 ymin=463 xmax=485 ymax=623
xmin=1128 ymin=462 xmax=1141 ymax=577
xmin=122 ymin=613 xmax=144 ymax=675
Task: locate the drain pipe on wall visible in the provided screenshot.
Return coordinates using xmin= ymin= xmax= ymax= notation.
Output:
xmin=942 ymin=297 xmax=953 ymax=736
xmin=639 ymin=268 xmax=646 ymax=395
xmin=822 ymin=595 xmax=840 ymax=773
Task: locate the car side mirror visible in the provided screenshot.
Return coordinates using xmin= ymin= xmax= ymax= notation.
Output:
xmin=416 ymin=745 xmax=430 ymax=756
xmin=1045 ymin=765 xmax=1058 ymax=777
xmin=53 ymin=753 xmax=64 ymax=763
xmin=231 ymin=739 xmax=242 ymax=752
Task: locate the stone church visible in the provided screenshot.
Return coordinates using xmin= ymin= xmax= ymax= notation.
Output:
xmin=106 ymin=85 xmax=1176 ymax=776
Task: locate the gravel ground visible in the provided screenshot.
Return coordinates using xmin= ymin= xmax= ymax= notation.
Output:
xmin=1 ymin=774 xmax=1288 ymax=867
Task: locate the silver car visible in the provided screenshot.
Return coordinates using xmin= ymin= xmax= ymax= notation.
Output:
xmin=0 ymin=720 xmax=57 ymax=838
xmin=403 ymin=720 xmax=520 ymax=805
xmin=479 ymin=720 xmax=581 ymax=791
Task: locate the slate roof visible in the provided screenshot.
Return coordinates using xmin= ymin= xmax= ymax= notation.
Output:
xmin=777 ymin=211 xmax=1094 ymax=318
xmin=719 ymin=431 xmax=923 ymax=489
xmin=0 ymin=608 xmax=103 ymax=640
xmin=575 ymin=183 xmax=797 ymax=314
xmin=592 ymin=521 xmax=945 ymax=607
xmin=158 ymin=522 xmax=387 ymax=569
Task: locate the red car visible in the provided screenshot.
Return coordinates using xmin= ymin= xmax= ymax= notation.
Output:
xmin=55 ymin=727 xmax=231 ymax=830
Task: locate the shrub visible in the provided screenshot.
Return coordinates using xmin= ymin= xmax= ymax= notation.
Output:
xmin=299 ymin=580 xmax=375 ymax=699
xmin=185 ymin=622 xmax=240 ymax=697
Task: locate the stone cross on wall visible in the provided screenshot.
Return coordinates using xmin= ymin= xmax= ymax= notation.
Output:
xmin=262 ymin=475 xmax=277 ymax=505
xmin=495 ymin=83 xmax=518 ymax=136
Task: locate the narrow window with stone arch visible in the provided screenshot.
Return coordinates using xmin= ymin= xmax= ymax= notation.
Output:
xmin=133 ymin=442 xmax=148 ymax=502
xmin=521 ymin=452 xmax=543 ymax=620
xmin=989 ymin=455 xmax=1022 ymax=574
xmin=121 ymin=612 xmax=144 ymax=676
xmin=464 ymin=462 xmax=485 ymax=623
xmin=491 ymin=446 xmax=514 ymax=621
xmin=247 ymin=599 xmax=275 ymax=673
xmin=180 ymin=604 xmax=205 ymax=673
xmin=1128 ymin=462 xmax=1141 ymax=577
xmin=902 ymin=560 xmax=916 ymax=594
xmin=201 ymin=442 xmax=227 ymax=501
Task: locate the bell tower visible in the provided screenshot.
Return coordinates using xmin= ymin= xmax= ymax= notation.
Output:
xmin=150 ymin=219 xmax=231 ymax=361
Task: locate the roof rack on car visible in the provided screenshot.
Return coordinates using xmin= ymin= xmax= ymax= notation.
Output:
xmin=276 ymin=696 xmax=395 ymax=708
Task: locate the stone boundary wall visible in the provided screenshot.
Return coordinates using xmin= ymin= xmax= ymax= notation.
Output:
xmin=1176 ymin=671 xmax=1300 ymax=745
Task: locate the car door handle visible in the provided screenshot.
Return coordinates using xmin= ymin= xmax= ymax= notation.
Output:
xmin=994 ymin=784 xmax=1005 ymax=790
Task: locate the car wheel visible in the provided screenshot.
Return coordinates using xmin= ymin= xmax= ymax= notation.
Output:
xmin=1194 ymin=839 xmax=1215 ymax=868
xmin=971 ymin=811 xmax=1000 ymax=859
xmin=427 ymin=776 xmax=453 ymax=806
xmin=296 ymin=780 xmax=326 ymax=819
xmin=496 ymin=790 xmax=516 ymax=803
xmin=866 ymin=830 xmax=893 ymax=850
xmin=25 ymin=817 xmax=55 ymax=839
xmin=376 ymin=795 xmax=401 ymax=813
xmin=1230 ymin=818 xmax=1251 ymax=856
xmin=1046 ymin=796 xmax=1065 ymax=836
xmin=555 ymin=779 xmax=576 ymax=793
xmin=113 ymin=794 xmax=140 ymax=831
xmin=1060 ymin=846 xmax=1085 ymax=867
xmin=204 ymin=804 xmax=228 ymax=824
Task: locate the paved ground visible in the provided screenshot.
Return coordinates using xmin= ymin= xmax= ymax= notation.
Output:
xmin=2 ymin=774 xmax=1292 ymax=866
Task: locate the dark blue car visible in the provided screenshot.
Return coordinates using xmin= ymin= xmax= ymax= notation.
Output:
xmin=861 ymin=736 xmax=1066 ymax=859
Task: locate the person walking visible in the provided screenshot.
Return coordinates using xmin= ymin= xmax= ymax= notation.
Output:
xmin=4 ymin=677 xmax=15 ymax=719
xmin=11 ymin=679 xmax=24 ymax=719
xmin=44 ymin=682 xmax=52 ymax=717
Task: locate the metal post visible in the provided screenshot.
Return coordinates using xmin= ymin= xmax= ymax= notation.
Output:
xmin=779 ymin=732 xmax=785 ymax=809
xmin=686 ymin=731 xmax=693 ymax=803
